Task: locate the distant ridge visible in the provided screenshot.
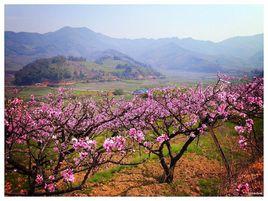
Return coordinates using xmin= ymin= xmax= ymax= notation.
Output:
xmin=5 ymin=26 xmax=263 ymax=73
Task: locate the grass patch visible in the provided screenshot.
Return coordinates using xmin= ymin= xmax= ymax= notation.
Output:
xmin=253 ymin=118 xmax=263 ymax=147
xmin=198 ymin=178 xmax=221 ymax=196
xmin=6 ymin=86 xmax=56 ymax=100
xmin=89 ymin=165 xmax=129 ymax=183
xmin=88 ymin=149 xmax=159 ymax=184
xmin=72 ymin=90 xmax=99 ymax=97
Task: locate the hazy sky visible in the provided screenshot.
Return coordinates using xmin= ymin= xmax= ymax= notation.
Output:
xmin=5 ymin=5 xmax=263 ymax=42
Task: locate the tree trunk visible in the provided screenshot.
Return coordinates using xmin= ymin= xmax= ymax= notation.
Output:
xmin=159 ymin=136 xmax=196 ymax=183
xmin=27 ymin=176 xmax=35 ymax=196
xmin=160 ymin=165 xmax=175 ymax=183
xmin=209 ymin=127 xmax=231 ymax=180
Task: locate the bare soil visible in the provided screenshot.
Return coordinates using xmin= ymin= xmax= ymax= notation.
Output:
xmin=69 ymin=153 xmax=225 ymax=196
xmin=223 ymin=157 xmax=263 ymax=196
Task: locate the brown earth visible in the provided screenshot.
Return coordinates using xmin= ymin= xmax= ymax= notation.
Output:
xmin=223 ymin=157 xmax=263 ymax=196
xmin=68 ymin=153 xmax=226 ymax=196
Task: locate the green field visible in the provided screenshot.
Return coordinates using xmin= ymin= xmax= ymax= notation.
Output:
xmin=5 ymin=72 xmax=217 ymax=100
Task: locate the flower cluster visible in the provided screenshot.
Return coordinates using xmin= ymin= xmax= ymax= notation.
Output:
xmin=103 ymin=136 xmax=126 ymax=152
xmin=143 ymin=141 xmax=152 ymax=148
xmin=217 ymin=103 xmax=228 ymax=117
xmin=236 ymin=183 xmax=250 ymax=195
xmin=238 ymin=135 xmax=247 ymax=149
xmin=35 ymin=174 xmax=43 ymax=185
xmin=234 ymin=118 xmax=255 ymax=149
xmin=129 ymin=128 xmax=145 ymax=143
xmin=72 ymin=137 xmax=96 ymax=152
xmin=235 ymin=126 xmax=245 ymax=134
xmin=235 ymin=119 xmax=254 ymax=134
xmin=45 ymin=183 xmax=56 ymax=192
xmin=245 ymin=119 xmax=254 ymax=132
xmin=156 ymin=134 xmax=169 ymax=144
xmin=61 ymin=168 xmax=75 ymax=183
xmin=197 ymin=124 xmax=207 ymax=134
xmin=11 ymin=98 xmax=23 ymax=105
xmin=73 ymin=152 xmax=90 ymax=166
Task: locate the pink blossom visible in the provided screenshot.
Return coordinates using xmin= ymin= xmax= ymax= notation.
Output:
xmin=129 ymin=128 xmax=137 ymax=137
xmin=189 ymin=132 xmax=196 ymax=138
xmin=16 ymin=134 xmax=27 ymax=144
xmin=45 ymin=183 xmax=56 ymax=192
xmin=235 ymin=126 xmax=245 ymax=134
xmin=135 ymin=130 xmax=145 ymax=143
xmin=245 ymin=119 xmax=253 ymax=126
xmin=209 ymin=112 xmax=216 ymax=118
xmin=202 ymin=124 xmax=207 ymax=129
xmin=58 ymin=87 xmax=65 ymax=94
xmin=49 ymin=175 xmax=55 ymax=181
xmin=143 ymin=141 xmax=152 ymax=148
xmin=61 ymin=168 xmax=74 ymax=183
xmin=236 ymin=183 xmax=250 ymax=195
xmin=35 ymin=174 xmax=43 ymax=185
xmin=74 ymin=158 xmax=80 ymax=166
xmin=238 ymin=135 xmax=247 ymax=149
xmin=247 ymin=96 xmax=255 ymax=103
xmin=53 ymin=147 xmax=59 ymax=152
xmin=198 ymin=124 xmax=207 ymax=134
xmin=103 ymin=136 xmax=126 ymax=152
xmin=11 ymin=98 xmax=22 ymax=105
xmin=245 ymin=119 xmax=254 ymax=131
xmin=103 ymin=139 xmax=115 ymax=153
xmin=129 ymin=128 xmax=144 ymax=143
xmin=156 ymin=134 xmax=169 ymax=144
xmin=217 ymin=92 xmax=227 ymax=101
xmin=236 ymin=103 xmax=244 ymax=110
xmin=217 ymin=103 xmax=227 ymax=116
xmin=72 ymin=138 xmax=96 ymax=152
xmin=79 ymin=152 xmax=88 ymax=159
xmin=4 ymin=119 xmax=9 ymax=126
xmin=239 ymin=113 xmax=247 ymax=118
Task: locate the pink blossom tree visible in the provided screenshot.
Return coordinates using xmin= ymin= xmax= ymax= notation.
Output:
xmin=226 ymin=76 xmax=263 ymax=154
xmin=5 ymin=74 xmax=263 ymax=193
xmin=105 ymin=75 xmax=234 ymax=183
xmin=5 ymin=89 xmax=136 ymax=196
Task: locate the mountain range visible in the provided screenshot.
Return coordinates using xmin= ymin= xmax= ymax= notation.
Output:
xmin=5 ymin=26 xmax=263 ymax=74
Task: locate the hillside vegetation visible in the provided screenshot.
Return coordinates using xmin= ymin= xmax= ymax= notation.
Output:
xmin=14 ymin=55 xmax=161 ymax=85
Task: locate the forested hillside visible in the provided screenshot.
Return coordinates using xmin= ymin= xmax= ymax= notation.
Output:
xmin=14 ymin=55 xmax=161 ymax=85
